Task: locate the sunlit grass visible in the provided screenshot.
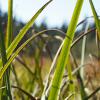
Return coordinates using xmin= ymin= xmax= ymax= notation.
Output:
xmin=0 ymin=0 xmax=100 ymax=99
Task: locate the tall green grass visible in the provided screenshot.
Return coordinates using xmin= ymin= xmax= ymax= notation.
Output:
xmin=0 ymin=19 xmax=11 ymax=100
xmin=0 ymin=0 xmax=52 ymax=99
xmin=89 ymin=0 xmax=100 ymax=57
xmin=48 ymin=0 xmax=84 ymax=100
xmin=0 ymin=0 xmax=100 ymax=99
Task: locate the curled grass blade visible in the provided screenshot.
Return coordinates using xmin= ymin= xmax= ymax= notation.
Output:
xmin=71 ymin=28 xmax=96 ymax=47
xmin=0 ymin=31 xmax=47 ymax=79
xmin=89 ymin=0 xmax=100 ymax=39
xmin=89 ymin=0 xmax=100 ymax=57
xmin=0 ymin=26 xmax=7 ymax=67
xmin=0 ymin=29 xmax=66 ymax=80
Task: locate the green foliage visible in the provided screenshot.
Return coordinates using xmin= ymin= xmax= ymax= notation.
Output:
xmin=48 ymin=0 xmax=84 ymax=100
xmin=0 ymin=0 xmax=100 ymax=99
xmin=0 ymin=0 xmax=52 ymax=100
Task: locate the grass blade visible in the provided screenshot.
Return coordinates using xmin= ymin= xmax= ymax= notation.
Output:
xmin=6 ymin=0 xmax=52 ymax=58
xmin=48 ymin=0 xmax=84 ymax=100
xmin=0 ymin=29 xmax=61 ymax=80
xmin=6 ymin=0 xmax=13 ymax=48
xmin=3 ymin=0 xmax=13 ymax=99
xmin=89 ymin=0 xmax=100 ymax=58
xmin=0 ymin=21 xmax=12 ymax=100
xmin=0 ymin=0 xmax=52 ymax=67
xmin=80 ymin=22 xmax=89 ymax=79
xmin=89 ymin=0 xmax=100 ymax=40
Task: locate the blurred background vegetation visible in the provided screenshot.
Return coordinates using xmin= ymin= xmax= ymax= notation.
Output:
xmin=0 ymin=4 xmax=100 ymax=99
xmin=0 ymin=8 xmax=97 ymax=58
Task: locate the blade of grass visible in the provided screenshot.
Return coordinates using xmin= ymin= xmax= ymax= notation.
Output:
xmin=48 ymin=0 xmax=84 ymax=100
xmin=89 ymin=0 xmax=100 ymax=40
xmin=71 ymin=51 xmax=87 ymax=100
xmin=67 ymin=55 xmax=75 ymax=100
xmin=79 ymin=22 xmax=89 ymax=99
xmin=0 ymin=22 xmax=12 ymax=100
xmin=0 ymin=28 xmax=68 ymax=98
xmin=80 ymin=22 xmax=89 ymax=79
xmin=89 ymin=0 xmax=100 ymax=57
xmin=71 ymin=28 xmax=96 ymax=48
xmin=77 ymin=16 xmax=100 ymax=27
xmin=0 ymin=0 xmax=52 ymax=68
xmin=3 ymin=0 xmax=13 ymax=99
xmin=0 ymin=86 xmax=6 ymax=90
xmin=6 ymin=0 xmax=52 ymax=58
xmin=0 ymin=29 xmax=65 ymax=98
xmin=6 ymin=0 xmax=13 ymax=48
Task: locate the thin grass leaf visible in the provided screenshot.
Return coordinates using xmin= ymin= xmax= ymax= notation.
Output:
xmin=0 ymin=0 xmax=52 ymax=68
xmin=80 ymin=22 xmax=89 ymax=79
xmin=85 ymin=86 xmax=100 ymax=100
xmin=64 ymin=93 xmax=75 ymax=100
xmin=0 ymin=27 xmax=8 ymax=67
xmin=67 ymin=56 xmax=75 ymax=100
xmin=71 ymin=28 xmax=96 ymax=48
xmin=6 ymin=0 xmax=13 ymax=48
xmin=0 ymin=21 xmax=12 ymax=100
xmin=89 ymin=0 xmax=100 ymax=39
xmin=79 ymin=23 xmax=89 ymax=100
xmin=77 ymin=16 xmax=100 ymax=27
xmin=3 ymin=0 xmax=13 ymax=99
xmin=41 ymin=40 xmax=64 ymax=100
xmin=48 ymin=0 xmax=84 ymax=100
xmin=6 ymin=0 xmax=52 ymax=58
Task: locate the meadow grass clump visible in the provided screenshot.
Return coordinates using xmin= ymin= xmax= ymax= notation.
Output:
xmin=0 ymin=0 xmax=52 ymax=99
xmin=0 ymin=0 xmax=100 ymax=100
